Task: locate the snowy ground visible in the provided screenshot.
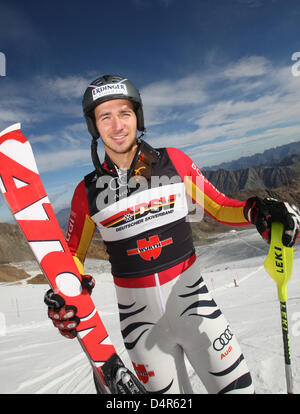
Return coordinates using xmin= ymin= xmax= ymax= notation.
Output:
xmin=0 ymin=228 xmax=300 ymax=394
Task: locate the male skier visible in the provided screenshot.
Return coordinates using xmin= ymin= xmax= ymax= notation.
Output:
xmin=45 ymin=75 xmax=300 ymax=394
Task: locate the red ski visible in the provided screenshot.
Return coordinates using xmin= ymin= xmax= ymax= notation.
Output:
xmin=0 ymin=124 xmax=145 ymax=394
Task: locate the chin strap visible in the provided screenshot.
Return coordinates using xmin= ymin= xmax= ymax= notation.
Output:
xmin=91 ymin=137 xmax=103 ymax=174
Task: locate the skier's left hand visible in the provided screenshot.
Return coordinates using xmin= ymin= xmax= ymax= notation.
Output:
xmin=244 ymin=196 xmax=300 ymax=247
xmin=44 ymin=274 xmax=95 ymax=339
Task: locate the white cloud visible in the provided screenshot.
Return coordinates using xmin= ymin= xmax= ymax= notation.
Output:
xmin=222 ymin=56 xmax=271 ymax=80
xmin=0 ymin=108 xmax=34 ymax=124
xmin=42 ymin=75 xmax=90 ymax=100
xmin=144 ymin=56 xmax=300 ymax=167
xmin=141 ymin=74 xmax=207 ymax=127
xmin=142 ymin=75 xmax=207 ymax=107
xmin=1 ymin=56 xmax=300 ymax=173
xmin=36 ymin=148 xmax=91 ymax=173
xmin=141 ymin=56 xmax=273 ymax=129
xmin=0 ymin=77 xmax=83 ymax=134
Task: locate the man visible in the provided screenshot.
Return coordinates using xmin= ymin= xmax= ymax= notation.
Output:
xmin=45 ymin=75 xmax=300 ymax=394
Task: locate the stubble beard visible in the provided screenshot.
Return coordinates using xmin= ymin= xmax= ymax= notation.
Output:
xmin=105 ymin=136 xmax=138 ymax=155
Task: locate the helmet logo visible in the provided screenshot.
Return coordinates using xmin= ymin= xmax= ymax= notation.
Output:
xmin=91 ymin=83 xmax=128 ymax=101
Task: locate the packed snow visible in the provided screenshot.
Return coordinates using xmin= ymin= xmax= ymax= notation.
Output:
xmin=0 ymin=228 xmax=300 ymax=394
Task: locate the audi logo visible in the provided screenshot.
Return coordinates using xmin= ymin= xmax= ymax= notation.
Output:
xmin=213 ymin=326 xmax=233 ymax=351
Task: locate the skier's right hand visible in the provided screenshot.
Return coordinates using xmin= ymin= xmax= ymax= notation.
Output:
xmin=244 ymin=197 xmax=300 ymax=247
xmin=44 ymin=274 xmax=95 ymax=339
xmin=44 ymin=290 xmax=79 ymax=338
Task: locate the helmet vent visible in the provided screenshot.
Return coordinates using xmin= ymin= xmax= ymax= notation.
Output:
xmin=95 ymin=75 xmax=124 ymax=86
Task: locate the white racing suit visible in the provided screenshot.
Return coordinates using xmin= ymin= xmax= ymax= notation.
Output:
xmin=114 ymin=256 xmax=253 ymax=393
xmin=67 ymin=141 xmax=254 ymax=393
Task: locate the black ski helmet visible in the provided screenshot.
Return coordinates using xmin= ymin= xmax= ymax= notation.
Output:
xmin=82 ymin=74 xmax=146 ymax=139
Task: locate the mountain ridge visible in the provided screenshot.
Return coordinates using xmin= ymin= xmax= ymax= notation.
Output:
xmin=203 ymin=140 xmax=300 ymax=171
xmin=202 ymin=156 xmax=300 ymax=196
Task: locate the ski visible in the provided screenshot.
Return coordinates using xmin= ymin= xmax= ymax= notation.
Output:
xmin=0 ymin=123 xmax=146 ymax=394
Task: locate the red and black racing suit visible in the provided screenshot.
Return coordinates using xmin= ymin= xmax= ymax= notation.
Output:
xmin=66 ymin=141 xmax=254 ymax=394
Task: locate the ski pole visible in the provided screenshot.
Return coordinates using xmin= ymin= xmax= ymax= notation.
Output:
xmin=264 ymin=222 xmax=294 ymax=394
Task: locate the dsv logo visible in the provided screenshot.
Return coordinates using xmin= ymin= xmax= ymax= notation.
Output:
xmin=213 ymin=326 xmax=233 ymax=351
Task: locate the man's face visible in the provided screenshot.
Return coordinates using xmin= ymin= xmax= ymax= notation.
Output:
xmin=94 ymin=99 xmax=138 ymax=157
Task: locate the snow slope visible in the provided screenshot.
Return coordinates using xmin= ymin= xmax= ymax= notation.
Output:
xmin=0 ymin=228 xmax=299 ymax=394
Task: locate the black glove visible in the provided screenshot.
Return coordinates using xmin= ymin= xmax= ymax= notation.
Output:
xmin=44 ymin=274 xmax=95 ymax=339
xmin=244 ymin=196 xmax=300 ymax=247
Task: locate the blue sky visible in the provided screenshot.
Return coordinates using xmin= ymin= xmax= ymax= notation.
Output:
xmin=1 ymin=0 xmax=300 ymax=222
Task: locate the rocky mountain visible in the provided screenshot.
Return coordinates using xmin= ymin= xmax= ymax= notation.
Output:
xmin=0 ymin=222 xmax=34 ymax=264
xmin=203 ymin=155 xmax=300 ymax=193
xmin=204 ymin=140 xmax=300 ymax=171
xmin=0 ymin=222 xmax=108 ymax=266
xmin=197 ymin=153 xmax=300 ymax=237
